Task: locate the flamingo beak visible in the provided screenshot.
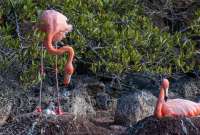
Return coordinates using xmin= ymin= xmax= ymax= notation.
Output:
xmin=164 ymin=88 xmax=168 ymax=101
xmin=64 ymin=73 xmax=71 ymax=86
xmin=64 ymin=32 xmax=68 ymax=37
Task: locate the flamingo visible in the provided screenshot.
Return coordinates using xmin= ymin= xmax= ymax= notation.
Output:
xmin=154 ymin=78 xmax=200 ymax=118
xmin=35 ymin=10 xmax=75 ymax=115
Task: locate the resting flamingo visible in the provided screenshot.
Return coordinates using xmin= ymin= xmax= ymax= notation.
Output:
xmin=154 ymin=78 xmax=200 ymax=118
xmin=36 ymin=10 xmax=74 ymax=115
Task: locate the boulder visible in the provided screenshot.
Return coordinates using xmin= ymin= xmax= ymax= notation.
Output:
xmin=182 ymin=81 xmax=200 ymax=99
xmin=69 ymin=94 xmax=96 ymax=119
xmin=127 ymin=116 xmax=200 ymax=135
xmin=170 ymin=77 xmax=200 ymax=100
xmin=68 ymin=84 xmax=96 ymax=119
xmin=114 ymin=91 xmax=157 ymax=126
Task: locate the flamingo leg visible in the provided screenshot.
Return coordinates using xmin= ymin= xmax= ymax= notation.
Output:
xmin=35 ymin=46 xmax=44 ymax=113
xmin=35 ymin=74 xmax=43 ymax=113
xmin=54 ymin=43 xmax=64 ymax=115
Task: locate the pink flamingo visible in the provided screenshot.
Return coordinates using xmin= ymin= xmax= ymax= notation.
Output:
xmin=36 ymin=10 xmax=74 ymax=115
xmin=154 ymin=79 xmax=200 ymax=118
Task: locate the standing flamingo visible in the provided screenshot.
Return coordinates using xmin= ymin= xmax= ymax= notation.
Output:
xmin=154 ymin=78 xmax=200 ymax=118
xmin=36 ymin=10 xmax=74 ymax=115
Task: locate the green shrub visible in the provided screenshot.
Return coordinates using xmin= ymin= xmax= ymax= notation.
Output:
xmin=0 ymin=0 xmax=198 ymax=86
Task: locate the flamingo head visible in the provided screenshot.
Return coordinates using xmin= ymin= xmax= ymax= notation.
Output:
xmin=161 ymin=79 xmax=169 ymax=101
xmin=64 ymin=63 xmax=74 ymax=86
xmin=39 ymin=10 xmax=73 ymax=42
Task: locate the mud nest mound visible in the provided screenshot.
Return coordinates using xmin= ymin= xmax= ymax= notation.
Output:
xmin=0 ymin=112 xmax=125 ymax=135
xmin=128 ymin=116 xmax=200 ymax=135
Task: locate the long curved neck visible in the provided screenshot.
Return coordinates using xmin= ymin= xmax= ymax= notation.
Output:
xmin=44 ymin=34 xmax=65 ymax=55
xmin=43 ymin=33 xmax=74 ymax=72
xmin=154 ymin=87 xmax=165 ymax=118
xmin=65 ymin=47 xmax=74 ymax=65
xmin=44 ymin=33 xmax=74 ymax=58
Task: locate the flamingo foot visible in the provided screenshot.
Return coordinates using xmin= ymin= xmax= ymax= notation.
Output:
xmin=55 ymin=107 xmax=64 ymax=115
xmin=35 ymin=106 xmax=42 ymax=113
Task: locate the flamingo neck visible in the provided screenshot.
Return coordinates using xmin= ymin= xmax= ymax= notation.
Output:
xmin=44 ymin=33 xmax=74 ymax=74
xmin=65 ymin=47 xmax=74 ymax=65
xmin=158 ymin=87 xmax=165 ymax=101
xmin=43 ymin=34 xmax=63 ymax=55
xmin=154 ymin=87 xmax=165 ymax=118
xmin=44 ymin=34 xmax=74 ymax=56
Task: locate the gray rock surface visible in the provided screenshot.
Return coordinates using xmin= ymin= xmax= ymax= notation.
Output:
xmin=0 ymin=102 xmax=12 ymax=126
xmin=182 ymin=81 xmax=200 ymax=99
xmin=127 ymin=116 xmax=200 ymax=135
xmin=68 ymin=83 xmax=96 ymax=119
xmin=114 ymin=91 xmax=157 ymax=126
xmin=96 ymin=92 xmax=111 ymax=110
xmin=170 ymin=77 xmax=200 ymax=100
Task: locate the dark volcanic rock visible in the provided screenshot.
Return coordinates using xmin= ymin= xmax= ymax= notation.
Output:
xmin=170 ymin=76 xmax=200 ymax=100
xmin=182 ymin=81 xmax=200 ymax=98
xmin=0 ymin=102 xmax=12 ymax=126
xmin=127 ymin=116 xmax=200 ymax=135
xmin=114 ymin=91 xmax=157 ymax=126
xmin=96 ymin=92 xmax=111 ymax=110
xmin=0 ymin=113 xmax=126 ymax=135
xmin=123 ymin=73 xmax=160 ymax=93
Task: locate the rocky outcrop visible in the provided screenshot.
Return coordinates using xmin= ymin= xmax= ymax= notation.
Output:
xmin=96 ymin=92 xmax=111 ymax=110
xmin=170 ymin=76 xmax=200 ymax=100
xmin=65 ymin=83 xmax=96 ymax=119
xmin=127 ymin=116 xmax=200 ymax=135
xmin=114 ymin=91 xmax=157 ymax=126
xmin=182 ymin=81 xmax=200 ymax=98
xmin=0 ymin=113 xmax=126 ymax=135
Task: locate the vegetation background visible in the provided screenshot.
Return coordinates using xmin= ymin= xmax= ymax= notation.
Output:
xmin=0 ymin=0 xmax=200 ymax=86
xmin=0 ymin=1 xmax=200 ymax=134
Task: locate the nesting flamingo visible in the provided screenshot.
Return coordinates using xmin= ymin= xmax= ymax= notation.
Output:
xmin=36 ymin=10 xmax=74 ymax=115
xmin=154 ymin=79 xmax=200 ymax=118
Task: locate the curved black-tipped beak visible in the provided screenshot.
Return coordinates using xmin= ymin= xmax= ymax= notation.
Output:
xmin=64 ymin=32 xmax=69 ymax=37
xmin=164 ymin=88 xmax=168 ymax=101
xmin=64 ymin=73 xmax=71 ymax=86
xmin=164 ymin=96 xmax=168 ymax=101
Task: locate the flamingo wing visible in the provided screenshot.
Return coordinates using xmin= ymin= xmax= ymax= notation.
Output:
xmin=162 ymin=99 xmax=200 ymax=117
